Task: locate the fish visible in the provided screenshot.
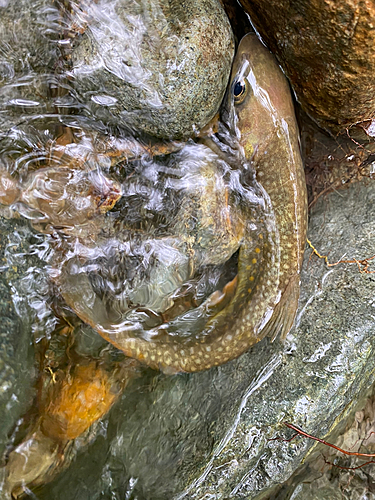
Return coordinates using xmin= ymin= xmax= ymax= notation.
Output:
xmin=60 ymin=33 xmax=307 ymax=374
xmin=223 ymin=33 xmax=307 ymax=341
xmin=58 ymin=142 xmax=249 ymax=344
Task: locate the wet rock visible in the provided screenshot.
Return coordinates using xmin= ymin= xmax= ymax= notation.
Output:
xmin=34 ymin=177 xmax=375 ymax=499
xmin=271 ymin=380 xmax=375 ymax=498
xmin=0 ymin=0 xmax=61 ymax=132
xmin=66 ymin=0 xmax=234 ymax=140
xmin=0 ymin=216 xmax=44 ymax=458
xmin=0 ymin=0 xmax=59 ymax=74
xmin=238 ymin=0 xmax=375 ymax=134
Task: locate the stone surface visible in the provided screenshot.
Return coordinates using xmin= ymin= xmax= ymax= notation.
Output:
xmin=0 ymin=0 xmax=234 ymax=142
xmin=0 ymin=216 xmax=46 ymax=459
xmin=32 ymin=177 xmax=375 ymax=499
xmin=0 ymin=0 xmax=61 ymax=133
xmin=271 ymin=379 xmax=375 ymax=498
xmin=66 ymin=0 xmax=234 ymax=140
xmin=238 ymin=0 xmax=375 ymax=134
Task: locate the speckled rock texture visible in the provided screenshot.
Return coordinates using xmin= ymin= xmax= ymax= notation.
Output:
xmin=0 ymin=216 xmax=43 ymax=458
xmin=0 ymin=0 xmax=58 ymax=74
xmin=275 ymin=383 xmax=375 ymax=499
xmin=238 ymin=0 xmax=375 ymax=134
xmin=0 ymin=0 xmax=60 ymax=132
xmin=66 ymin=0 xmax=234 ymax=139
xmin=0 ymin=0 xmax=234 ymax=141
xmin=33 ymin=178 xmax=375 ymax=499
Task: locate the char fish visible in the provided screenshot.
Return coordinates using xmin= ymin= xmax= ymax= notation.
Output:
xmin=223 ymin=33 xmax=307 ymax=340
xmin=60 ymin=34 xmax=307 ymax=373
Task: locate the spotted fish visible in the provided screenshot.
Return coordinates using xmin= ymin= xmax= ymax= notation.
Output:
xmin=60 ymin=34 xmax=307 ymax=373
xmin=224 ymin=33 xmax=308 ymax=341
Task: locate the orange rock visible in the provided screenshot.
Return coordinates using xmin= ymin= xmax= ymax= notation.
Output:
xmin=0 ymin=169 xmax=20 ymax=205
xmin=41 ymin=363 xmax=118 ymax=441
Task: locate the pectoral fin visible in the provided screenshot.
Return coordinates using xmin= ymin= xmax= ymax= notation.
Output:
xmin=260 ymin=274 xmax=301 ymax=341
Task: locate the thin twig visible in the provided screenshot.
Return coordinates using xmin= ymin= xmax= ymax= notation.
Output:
xmin=307 ymin=238 xmax=375 ymax=274
xmin=285 ymin=423 xmax=375 ymax=458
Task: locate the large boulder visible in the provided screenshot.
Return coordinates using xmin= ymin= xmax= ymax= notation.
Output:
xmin=66 ymin=0 xmax=234 ymax=140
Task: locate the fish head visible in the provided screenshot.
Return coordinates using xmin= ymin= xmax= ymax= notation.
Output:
xmin=222 ymin=33 xmax=296 ymax=163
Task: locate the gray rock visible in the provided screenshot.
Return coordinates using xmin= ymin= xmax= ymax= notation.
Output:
xmin=35 ymin=179 xmax=375 ymax=499
xmin=270 ymin=368 xmax=375 ymax=498
xmin=0 ymin=216 xmax=50 ymax=458
xmin=68 ymin=0 xmax=234 ymax=140
xmin=0 ymin=0 xmax=59 ymax=74
xmin=0 ymin=0 xmax=61 ymax=133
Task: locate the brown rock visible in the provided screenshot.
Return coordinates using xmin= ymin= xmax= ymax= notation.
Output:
xmin=239 ymin=0 xmax=375 ymax=133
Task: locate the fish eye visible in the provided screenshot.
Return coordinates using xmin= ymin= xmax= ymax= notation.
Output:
xmin=233 ymin=80 xmax=247 ymax=104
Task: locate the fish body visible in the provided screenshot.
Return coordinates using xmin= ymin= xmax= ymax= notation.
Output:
xmin=61 ymin=34 xmax=307 ymax=373
xmin=224 ymin=33 xmax=307 ymax=340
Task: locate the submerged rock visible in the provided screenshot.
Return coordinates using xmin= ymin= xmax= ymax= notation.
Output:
xmin=66 ymin=0 xmax=234 ymax=140
xmin=0 ymin=217 xmax=44 ymax=458
xmin=34 ymin=178 xmax=375 ymax=499
xmin=238 ymin=0 xmax=375 ymax=134
xmin=0 ymin=0 xmax=59 ymax=74
xmin=0 ymin=0 xmax=234 ymax=142
xmin=0 ymin=0 xmax=61 ymax=132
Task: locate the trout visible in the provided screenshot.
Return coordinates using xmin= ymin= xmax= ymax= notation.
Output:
xmin=60 ymin=34 xmax=307 ymax=373
xmin=222 ymin=33 xmax=308 ymax=341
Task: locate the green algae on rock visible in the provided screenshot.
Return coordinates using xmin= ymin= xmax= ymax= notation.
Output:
xmin=65 ymin=0 xmax=234 ymax=140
